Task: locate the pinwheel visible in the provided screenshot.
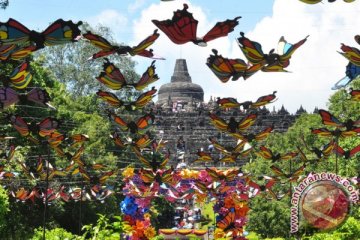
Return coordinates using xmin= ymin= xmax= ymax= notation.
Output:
xmin=332 ymin=62 xmax=360 ymax=90
xmin=349 ymin=88 xmax=360 ymax=101
xmin=152 ymin=4 xmax=241 ymax=46
xmin=209 ymin=112 xmax=257 ymax=134
xmin=108 ymin=111 xmax=154 ymax=135
xmin=270 ymin=164 xmax=306 ymax=183
xmin=0 ymin=18 xmax=82 ymax=50
xmin=333 ymin=144 xmax=360 ymax=159
xmin=96 ymin=59 xmax=159 ymax=91
xmin=206 ymin=49 xmax=260 ymax=82
xmin=0 ymin=87 xmax=53 ymax=109
xmin=237 ymin=32 xmax=308 ymax=72
xmin=96 ymin=87 xmax=157 ymax=110
xmin=83 ymin=29 xmax=163 ymax=60
xmin=0 ymin=61 xmax=32 ymax=89
xmin=318 ymin=109 xmax=360 ymax=130
xmin=238 ymin=91 xmax=277 ymax=110
xmin=255 ymin=146 xmax=298 ymax=162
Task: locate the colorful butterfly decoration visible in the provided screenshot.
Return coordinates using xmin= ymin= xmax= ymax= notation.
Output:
xmin=9 ymin=115 xmax=60 ymax=142
xmin=96 ymin=87 xmax=157 ymax=111
xmin=0 ymin=18 xmax=82 ymax=50
xmin=333 ymin=144 xmax=360 ymax=159
xmin=83 ymin=29 xmax=163 ymax=60
xmin=205 ymin=167 xmax=240 ymax=182
xmin=111 ymin=132 xmax=152 ymax=150
xmin=140 ymin=167 xmax=174 ymax=186
xmin=152 ymin=4 xmax=241 ymax=46
xmin=237 ymin=32 xmax=308 ymax=72
xmin=349 ymin=88 xmax=360 ymax=101
xmin=311 ymin=127 xmax=360 ymax=138
xmin=332 ymin=62 xmax=360 ymax=90
xmin=318 ymin=109 xmax=360 ymax=130
xmin=108 ymin=111 xmax=154 ymax=135
xmin=238 ymin=91 xmax=277 ymax=110
xmin=299 ymin=0 xmax=356 ymax=3
xmin=270 ymin=164 xmax=306 ymax=183
xmin=192 ymin=149 xmax=213 ymax=164
xmin=209 ymin=112 xmax=257 ymax=134
xmin=0 ymin=61 xmax=32 ymax=89
xmin=339 ymin=43 xmax=360 ymax=66
xmin=245 ymin=176 xmax=277 ymax=199
xmin=216 ymin=208 xmax=243 ymax=237
xmin=0 ymin=44 xmax=36 ymax=61
xmin=133 ymin=147 xmax=170 ymax=171
xmin=0 ymin=144 xmax=15 ymax=161
xmin=96 ymin=59 xmax=160 ymax=91
xmin=209 ymin=138 xmax=252 ymax=163
xmin=206 ymin=49 xmax=261 ymax=82
xmin=0 ymin=87 xmax=53 ymax=109
xmin=255 ymin=146 xmax=298 ymax=162
xmin=230 ymin=126 xmax=273 ymax=143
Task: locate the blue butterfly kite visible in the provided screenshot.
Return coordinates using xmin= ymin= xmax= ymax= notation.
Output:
xmin=332 ymin=62 xmax=360 ymax=90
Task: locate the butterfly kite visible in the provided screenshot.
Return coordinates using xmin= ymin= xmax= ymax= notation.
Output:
xmin=83 ymin=29 xmax=163 ymax=60
xmin=0 ymin=61 xmax=32 ymax=89
xmin=255 ymin=146 xmax=298 ymax=162
xmin=206 ymin=49 xmax=261 ymax=82
xmin=0 ymin=18 xmax=82 ymax=50
xmin=108 ymin=111 xmax=154 ymax=135
xmin=299 ymin=0 xmax=356 ymax=3
xmin=237 ymin=32 xmax=308 ymax=72
xmin=96 ymin=87 xmax=157 ymax=111
xmin=333 ymin=144 xmax=360 ymax=159
xmin=318 ymin=109 xmax=360 ymax=130
xmin=152 ymin=4 xmax=241 ymax=46
xmin=270 ymin=164 xmax=306 ymax=183
xmin=209 ymin=112 xmax=257 ymax=134
xmin=0 ymin=44 xmax=36 ymax=61
xmin=0 ymin=87 xmax=53 ymax=109
xmin=96 ymin=59 xmax=159 ymax=91
xmin=332 ymin=62 xmax=360 ymax=90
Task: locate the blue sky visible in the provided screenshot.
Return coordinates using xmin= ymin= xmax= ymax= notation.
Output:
xmin=1 ymin=0 xmax=359 ymax=113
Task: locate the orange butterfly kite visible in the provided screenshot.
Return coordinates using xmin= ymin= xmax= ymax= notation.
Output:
xmin=83 ymin=29 xmax=163 ymax=60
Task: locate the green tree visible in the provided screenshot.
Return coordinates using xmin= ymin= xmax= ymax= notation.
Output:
xmin=0 ymin=186 xmax=9 ymax=231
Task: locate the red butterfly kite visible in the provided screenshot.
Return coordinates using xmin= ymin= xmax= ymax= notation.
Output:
xmin=311 ymin=127 xmax=360 ymax=138
xmin=230 ymin=126 xmax=273 ymax=143
xmin=237 ymin=32 xmax=308 ymax=72
xmin=333 ymin=144 xmax=360 ymax=159
xmin=270 ymin=164 xmax=306 ymax=183
xmin=339 ymin=43 xmax=360 ymax=66
xmin=0 ymin=44 xmax=36 ymax=61
xmin=0 ymin=18 xmax=82 ymax=50
xmin=83 ymin=29 xmax=163 ymax=60
xmin=318 ymin=109 xmax=360 ymax=130
xmin=206 ymin=49 xmax=260 ymax=82
xmin=238 ymin=91 xmax=277 ymax=110
xmin=152 ymin=4 xmax=241 ymax=46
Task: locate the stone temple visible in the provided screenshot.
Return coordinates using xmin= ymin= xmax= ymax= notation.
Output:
xmin=149 ymin=59 xmax=308 ymax=168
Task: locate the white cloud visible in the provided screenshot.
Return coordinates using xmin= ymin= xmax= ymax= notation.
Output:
xmin=86 ymin=9 xmax=128 ymax=38
xmin=128 ymin=0 xmax=146 ymax=13
xmin=130 ymin=0 xmax=360 ymax=113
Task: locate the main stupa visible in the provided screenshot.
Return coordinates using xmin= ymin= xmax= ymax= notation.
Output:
xmin=157 ymin=59 xmax=204 ymax=105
